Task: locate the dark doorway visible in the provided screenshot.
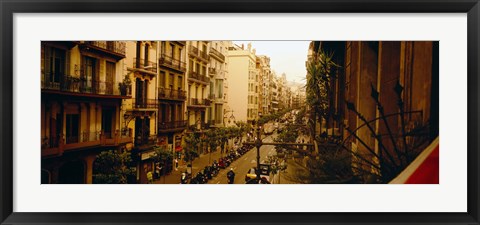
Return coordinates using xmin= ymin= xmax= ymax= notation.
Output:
xmin=58 ymin=160 xmax=85 ymax=184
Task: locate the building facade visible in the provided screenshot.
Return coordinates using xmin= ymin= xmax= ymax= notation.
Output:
xmin=208 ymin=41 xmax=229 ymax=127
xmin=185 ymin=41 xmax=210 ymax=131
xmin=41 ymin=41 xmax=132 ymax=184
xmin=123 ymin=41 xmax=159 ymax=184
xmin=157 ymin=41 xmax=188 ymax=161
xmin=227 ymin=43 xmax=259 ymax=123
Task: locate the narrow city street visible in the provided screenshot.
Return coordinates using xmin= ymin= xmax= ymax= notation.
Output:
xmin=208 ymin=134 xmax=277 ymax=184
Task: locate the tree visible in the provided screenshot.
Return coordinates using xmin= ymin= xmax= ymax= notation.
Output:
xmin=205 ymin=129 xmax=219 ymax=154
xmin=183 ymin=132 xmax=200 ymax=164
xmin=93 ymin=150 xmax=134 ymax=184
xmin=306 ymin=49 xmax=339 ymax=140
xmin=152 ymin=145 xmax=174 ymax=176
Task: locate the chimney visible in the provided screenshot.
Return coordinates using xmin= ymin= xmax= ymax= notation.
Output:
xmin=241 ymin=44 xmax=244 ymax=50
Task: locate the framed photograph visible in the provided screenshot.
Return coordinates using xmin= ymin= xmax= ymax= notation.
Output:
xmin=1 ymin=0 xmax=479 ymax=224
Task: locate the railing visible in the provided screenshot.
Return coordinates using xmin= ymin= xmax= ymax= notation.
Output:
xmin=189 ymin=98 xmax=211 ymax=106
xmin=158 ymin=87 xmax=187 ymax=100
xmin=84 ymin=41 xmax=126 ymax=55
xmin=132 ymin=99 xmax=159 ymax=109
xmin=135 ymin=135 xmax=157 ymax=147
xmin=158 ymin=54 xmax=187 ymax=72
xmin=208 ymin=93 xmax=216 ymax=100
xmin=189 ymin=46 xmax=209 ymax=61
xmin=41 ymin=74 xmax=130 ymax=97
xmin=134 ymin=58 xmax=158 ymax=73
xmin=188 ymin=71 xmax=210 ymax=83
xmin=208 ymin=67 xmax=217 ymax=76
xmin=210 ymin=47 xmax=225 ymax=62
xmin=158 ymin=120 xmax=188 ymax=130
xmin=42 ymin=130 xmax=132 ymax=157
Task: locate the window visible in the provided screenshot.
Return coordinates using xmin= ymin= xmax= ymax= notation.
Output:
xmin=66 ymin=114 xmax=79 ymax=144
xmin=105 ymin=62 xmax=115 ymax=94
xmin=169 ymin=73 xmax=174 ymax=89
xmin=161 ymin=42 xmax=166 ymax=55
xmin=82 ymin=56 xmax=97 ymax=92
xmin=44 ymin=46 xmax=66 ymax=84
xmin=160 ymin=71 xmax=166 ymax=87
xmin=170 ymin=43 xmax=175 ymax=58
xmin=178 ymin=76 xmax=183 ymax=90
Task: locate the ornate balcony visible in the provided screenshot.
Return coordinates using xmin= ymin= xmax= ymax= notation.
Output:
xmin=208 ymin=67 xmax=217 ymax=76
xmin=188 ymin=71 xmax=210 ymax=84
xmin=41 ymin=130 xmax=132 ymax=158
xmin=188 ymin=98 xmax=211 ymax=108
xmin=158 ymin=54 xmax=187 ymax=72
xmin=189 ymin=46 xmax=209 ymax=62
xmin=158 ymin=87 xmax=187 ymax=101
xmin=134 ymin=58 xmax=158 ymax=73
xmin=41 ymin=74 xmax=130 ymax=98
xmin=209 ymin=47 xmax=225 ymax=62
xmin=158 ymin=120 xmax=187 ymax=133
xmin=132 ymin=99 xmax=159 ymax=109
xmin=80 ymin=41 xmax=126 ymax=60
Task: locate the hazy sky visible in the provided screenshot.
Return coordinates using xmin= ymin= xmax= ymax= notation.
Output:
xmin=233 ymin=41 xmax=310 ymax=84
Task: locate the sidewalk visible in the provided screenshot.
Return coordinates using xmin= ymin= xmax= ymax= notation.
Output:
xmin=154 ymin=149 xmax=227 ymax=184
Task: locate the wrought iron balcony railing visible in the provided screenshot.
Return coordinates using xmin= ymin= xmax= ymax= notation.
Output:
xmin=189 ymin=46 xmax=209 ymax=61
xmin=158 ymin=120 xmax=188 ymax=130
xmin=158 ymin=87 xmax=187 ymax=101
xmin=188 ymin=71 xmax=209 ymax=83
xmin=132 ymin=99 xmax=159 ymax=109
xmin=158 ymin=54 xmax=187 ymax=72
xmin=209 ymin=47 xmax=225 ymax=62
xmin=41 ymin=73 xmax=130 ymax=96
xmin=189 ymin=98 xmax=211 ymax=107
xmin=208 ymin=67 xmax=217 ymax=76
xmin=83 ymin=41 xmax=126 ymax=56
xmin=134 ymin=58 xmax=158 ymax=73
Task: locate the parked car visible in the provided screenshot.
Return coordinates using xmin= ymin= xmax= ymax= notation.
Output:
xmin=244 ymin=164 xmax=271 ymax=183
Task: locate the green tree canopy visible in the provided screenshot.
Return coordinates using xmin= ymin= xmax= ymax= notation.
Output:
xmin=93 ymin=150 xmax=134 ymax=184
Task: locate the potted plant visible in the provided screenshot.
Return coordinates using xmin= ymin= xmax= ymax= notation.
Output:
xmin=119 ymin=74 xmax=132 ymax=96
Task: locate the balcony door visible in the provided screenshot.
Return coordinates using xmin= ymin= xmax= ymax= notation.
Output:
xmin=135 ymin=78 xmax=148 ymax=107
xmin=65 ymin=114 xmax=79 ymax=144
xmin=102 ymin=108 xmax=114 ymax=139
xmin=44 ymin=47 xmax=66 ymax=87
xmin=82 ymin=56 xmax=98 ymax=93
xmin=105 ymin=61 xmax=115 ymax=95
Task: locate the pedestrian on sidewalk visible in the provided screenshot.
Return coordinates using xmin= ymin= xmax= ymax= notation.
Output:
xmin=147 ymin=171 xmax=153 ymax=184
xmin=174 ymin=158 xmax=179 ymax=171
xmin=227 ymin=168 xmax=235 ymax=184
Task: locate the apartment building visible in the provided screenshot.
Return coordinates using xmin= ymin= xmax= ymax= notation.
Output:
xmin=208 ymin=41 xmax=229 ymax=127
xmin=157 ymin=41 xmax=188 ymax=160
xmin=186 ymin=41 xmax=211 ymax=131
xmin=256 ymin=55 xmax=271 ymax=115
xmin=227 ymin=43 xmax=259 ymax=123
xmin=123 ymin=41 xmax=159 ymax=184
xmin=41 ymin=41 xmax=132 ymax=184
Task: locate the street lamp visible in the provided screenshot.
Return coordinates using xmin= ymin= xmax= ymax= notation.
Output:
xmin=253 ymin=112 xmax=263 ymax=183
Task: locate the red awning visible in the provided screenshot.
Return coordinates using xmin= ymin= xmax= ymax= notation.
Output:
xmin=175 ymin=146 xmax=183 ymax=152
xmin=389 ymin=137 xmax=439 ymax=184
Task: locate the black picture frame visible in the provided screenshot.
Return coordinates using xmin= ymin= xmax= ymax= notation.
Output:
xmin=1 ymin=0 xmax=479 ymax=224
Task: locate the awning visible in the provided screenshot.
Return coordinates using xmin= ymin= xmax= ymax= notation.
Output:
xmin=389 ymin=137 xmax=439 ymax=184
xmin=175 ymin=146 xmax=183 ymax=152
